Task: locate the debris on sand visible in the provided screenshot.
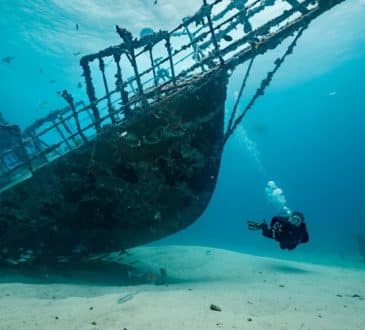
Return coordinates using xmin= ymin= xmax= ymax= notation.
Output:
xmin=210 ymin=304 xmax=222 ymax=312
xmin=117 ymin=291 xmax=139 ymax=304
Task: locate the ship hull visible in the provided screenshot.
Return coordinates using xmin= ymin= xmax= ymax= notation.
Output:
xmin=0 ymin=69 xmax=227 ymax=265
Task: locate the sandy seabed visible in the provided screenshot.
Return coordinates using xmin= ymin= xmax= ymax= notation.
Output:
xmin=0 ymin=245 xmax=364 ymax=330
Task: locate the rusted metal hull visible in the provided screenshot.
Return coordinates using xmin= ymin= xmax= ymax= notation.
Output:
xmin=0 ymin=69 xmax=227 ymax=265
xmin=0 ymin=0 xmax=348 ymax=265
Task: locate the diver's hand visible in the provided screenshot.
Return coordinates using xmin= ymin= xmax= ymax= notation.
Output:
xmin=247 ymin=221 xmax=263 ymax=231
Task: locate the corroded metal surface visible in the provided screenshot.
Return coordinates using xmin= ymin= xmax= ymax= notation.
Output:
xmin=0 ymin=69 xmax=227 ymax=265
xmin=0 ymin=0 xmax=348 ymax=265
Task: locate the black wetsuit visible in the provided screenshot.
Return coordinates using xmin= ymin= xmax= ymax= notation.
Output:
xmin=261 ymin=216 xmax=309 ymax=250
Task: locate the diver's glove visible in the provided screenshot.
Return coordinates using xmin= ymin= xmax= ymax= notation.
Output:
xmin=247 ymin=220 xmax=264 ymax=231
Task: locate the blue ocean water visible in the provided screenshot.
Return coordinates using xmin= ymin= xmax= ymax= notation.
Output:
xmin=1 ymin=0 xmax=364 ymax=266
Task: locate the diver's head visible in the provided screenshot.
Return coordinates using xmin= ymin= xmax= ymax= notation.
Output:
xmin=289 ymin=211 xmax=304 ymax=227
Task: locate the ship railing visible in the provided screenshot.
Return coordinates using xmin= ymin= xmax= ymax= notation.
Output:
xmin=0 ymin=0 xmax=344 ymax=192
xmin=76 ymin=0 xmax=323 ymax=128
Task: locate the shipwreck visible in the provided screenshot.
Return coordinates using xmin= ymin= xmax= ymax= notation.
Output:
xmin=0 ymin=0 xmax=346 ymax=265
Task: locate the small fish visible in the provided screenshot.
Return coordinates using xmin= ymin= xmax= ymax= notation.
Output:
xmin=49 ymin=79 xmax=56 ymax=84
xmin=76 ymin=23 xmax=79 ymax=31
xmin=154 ymin=0 xmax=158 ymax=4
xmin=328 ymin=91 xmax=337 ymax=96
xmin=2 ymin=56 xmax=15 ymax=64
xmin=39 ymin=67 xmax=44 ymax=74
xmin=77 ymin=82 xmax=82 ymax=88
xmin=73 ymin=51 xmax=82 ymax=56
xmin=223 ymin=34 xmax=233 ymax=42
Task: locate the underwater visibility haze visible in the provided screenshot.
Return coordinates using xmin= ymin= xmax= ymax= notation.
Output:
xmin=0 ymin=0 xmax=365 ymax=262
xmin=0 ymin=0 xmax=365 ymax=328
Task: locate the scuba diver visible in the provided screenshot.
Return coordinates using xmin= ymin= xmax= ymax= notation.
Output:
xmin=248 ymin=211 xmax=309 ymax=250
